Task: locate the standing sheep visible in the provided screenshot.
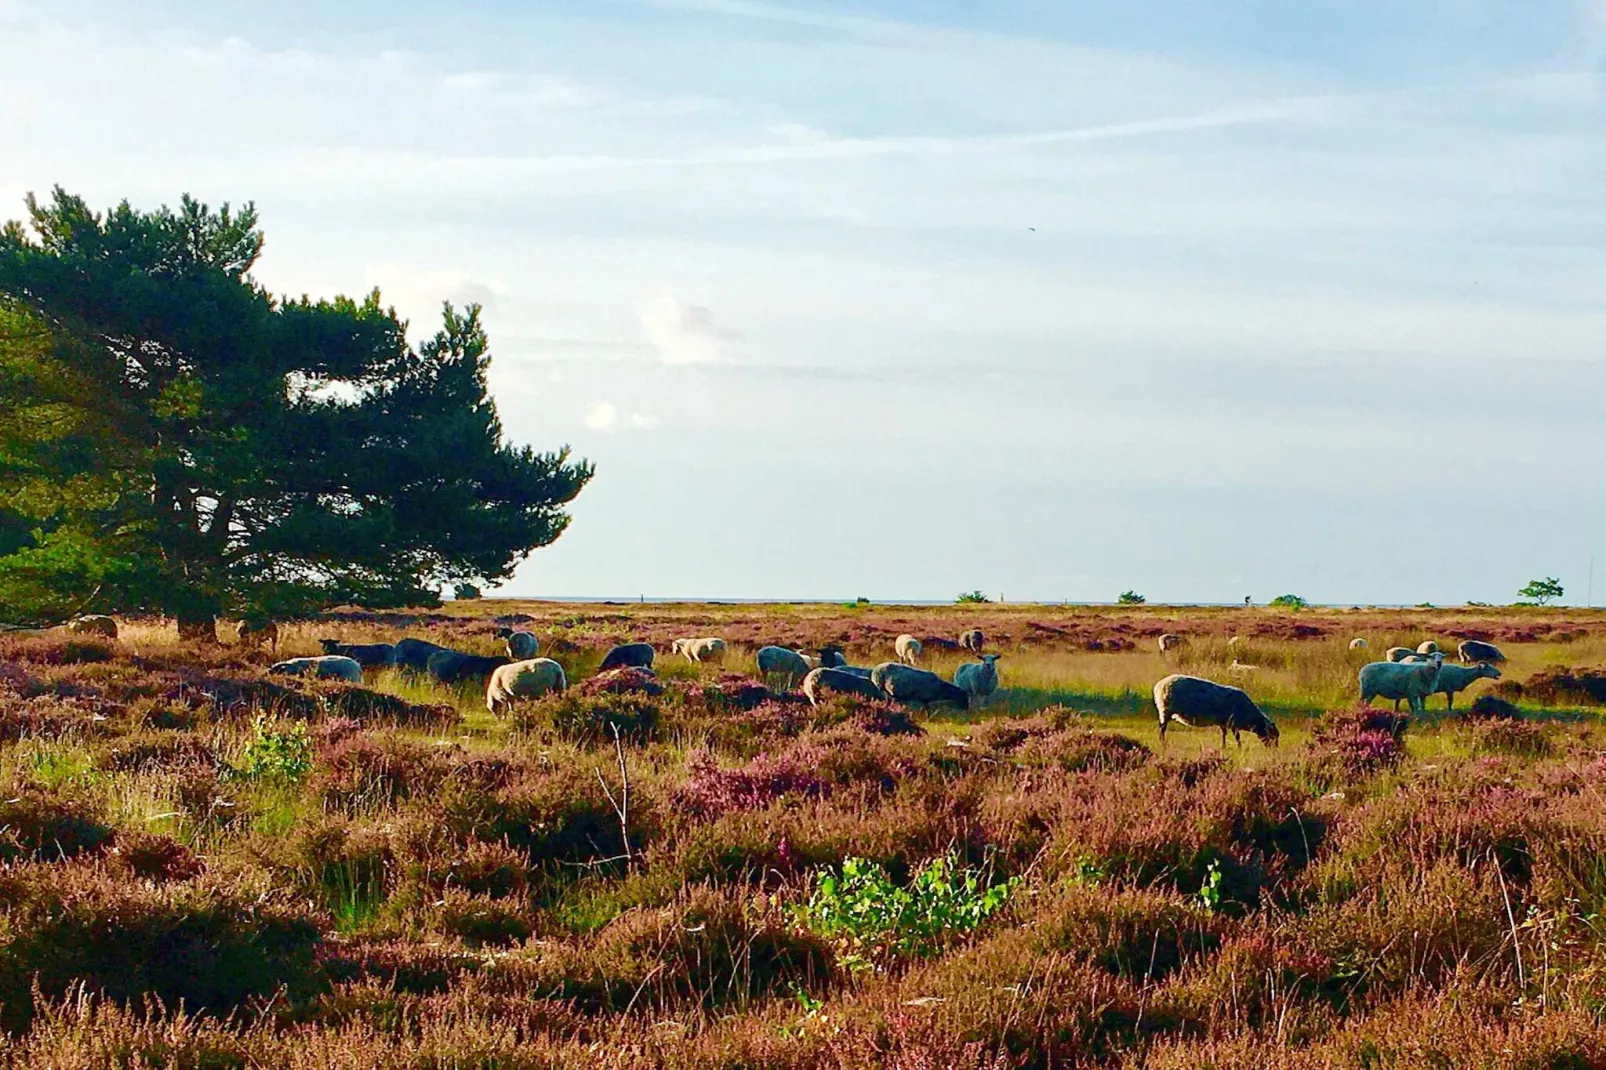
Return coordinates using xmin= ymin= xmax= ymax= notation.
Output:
xmin=598 ymin=643 xmax=655 ymax=671
xmin=1432 ymin=662 xmax=1502 ymax=711
xmin=1158 ymin=633 xmax=1184 ymax=653
xmin=801 ymin=667 xmax=885 ymax=706
xmin=1153 ymin=674 xmax=1279 ymax=748
xmin=67 ymin=615 xmax=117 ymax=639
xmin=1349 ymin=638 xmax=1369 ymax=651
xmin=1416 ymin=640 xmax=1440 ymax=656
xmin=1358 ymin=654 xmax=1445 ymax=714
xmin=427 ymin=650 xmax=511 ymax=685
xmin=319 ymin=639 xmax=397 ymax=668
xmin=486 ymin=658 xmax=568 ymax=715
xmin=672 ymin=637 xmax=728 ymax=663
xmin=1458 ymin=640 xmax=1506 ymax=664
xmin=499 ymin=630 xmax=540 ymax=659
xmin=1385 ymin=647 xmax=1416 ymax=663
xmin=757 ymin=646 xmax=810 ymax=689
xmin=269 ymin=655 xmax=363 ymax=683
xmin=953 ymin=654 xmax=1002 ymax=708
xmin=894 ymin=634 xmax=923 ymax=665
xmin=395 ymin=637 xmax=451 ymax=671
xmin=819 ymin=644 xmax=847 ymax=668
xmin=870 ymin=662 xmax=969 ymax=710
xmin=959 ymin=629 xmax=985 ymax=654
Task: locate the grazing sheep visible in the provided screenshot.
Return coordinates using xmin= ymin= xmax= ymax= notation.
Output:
xmin=894 ymin=634 xmax=923 ymax=665
xmin=499 ymin=630 xmax=540 ymax=659
xmin=1385 ymin=647 xmax=1416 ymax=663
xmin=1458 ymin=640 xmax=1506 ymax=664
xmin=318 ymin=639 xmax=397 ymax=668
xmin=802 ymin=666 xmax=885 ymax=706
xmin=832 ymin=665 xmax=875 ymax=679
xmin=598 ymin=642 xmax=655 ymax=672
xmin=953 ymin=654 xmax=1002 ymax=708
xmin=1153 ymin=674 xmax=1279 ymax=748
xmin=757 ymin=646 xmax=810 ymax=689
xmin=269 ymin=655 xmax=362 ymax=683
xmin=1227 ymin=660 xmax=1258 ymax=676
xmin=236 ymin=619 xmax=279 ymax=652
xmin=870 ymin=662 xmax=969 ymax=710
xmin=1349 ymin=638 xmax=1369 ymax=651
xmin=1432 ymin=662 xmax=1502 ymax=711
xmin=66 ymin=615 xmax=117 ymax=639
xmin=959 ymin=629 xmax=985 ymax=654
xmin=819 ymin=644 xmax=847 ymax=669
xmin=1359 ymin=654 xmax=1445 ymax=714
xmin=672 ymin=637 xmax=728 ymax=663
xmin=1226 ymin=636 xmax=1244 ymax=648
xmin=1417 ymin=640 xmax=1440 ymax=655
xmin=426 ymin=650 xmax=511 ymax=685
xmin=486 ymin=658 xmax=568 ymax=715
xmin=1158 ymin=633 xmax=1184 ymax=653
xmin=394 ymin=637 xmax=451 ymax=671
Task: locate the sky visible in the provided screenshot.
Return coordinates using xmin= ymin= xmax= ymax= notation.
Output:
xmin=3 ymin=0 xmax=1606 ymax=605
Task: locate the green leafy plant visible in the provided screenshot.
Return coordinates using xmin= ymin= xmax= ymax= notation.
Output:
xmin=236 ymin=714 xmax=313 ymax=783
xmin=797 ymin=853 xmax=1017 ymax=969
xmin=1518 ymin=578 xmax=1563 ymax=606
xmin=1117 ymin=590 xmax=1146 ymax=605
xmin=1195 ymin=858 xmax=1226 ymax=912
xmin=1269 ymin=594 xmax=1309 ymax=609
xmin=956 ymin=590 xmax=991 ymax=604
xmin=453 ymin=583 xmax=482 ymax=601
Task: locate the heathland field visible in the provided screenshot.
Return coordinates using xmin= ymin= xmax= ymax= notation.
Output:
xmin=4 ymin=601 xmax=1606 ymax=1067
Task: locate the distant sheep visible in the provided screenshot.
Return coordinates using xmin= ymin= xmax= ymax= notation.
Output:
xmin=1432 ymin=662 xmax=1502 ymax=711
xmin=318 ymin=639 xmax=397 ymax=668
xmin=757 ymin=646 xmax=810 ymax=688
xmin=1458 ymin=640 xmax=1506 ymax=664
xmin=1227 ymin=660 xmax=1258 ymax=676
xmin=395 ymin=637 xmax=450 ymax=671
xmin=819 ymin=645 xmax=847 ymax=668
xmin=598 ymin=643 xmax=655 ymax=672
xmin=236 ymin=619 xmax=278 ymax=652
xmin=894 ymin=634 xmax=923 ymax=665
xmin=1154 ymin=674 xmax=1278 ymax=747
xmin=959 ymin=629 xmax=985 ymax=654
xmin=1417 ymin=640 xmax=1440 ymax=655
xmin=870 ymin=662 xmax=969 ymax=710
xmin=426 ymin=650 xmax=511 ymax=685
xmin=953 ymin=654 xmax=1002 ymax=708
xmin=486 ymin=658 xmax=568 ymax=715
xmin=67 ymin=615 xmax=117 ymax=639
xmin=1226 ymin=636 xmax=1244 ymax=648
xmin=1349 ymin=638 xmax=1369 ymax=651
xmin=1158 ymin=633 xmax=1184 ymax=653
xmin=1359 ymin=654 xmax=1445 ymax=714
xmin=269 ymin=655 xmax=362 ymax=683
xmin=498 ymin=630 xmax=540 ymax=659
xmin=802 ymin=666 xmax=885 ymax=707
xmin=1385 ymin=647 xmax=1416 ymax=663
xmin=672 ymin=637 xmax=727 ymax=663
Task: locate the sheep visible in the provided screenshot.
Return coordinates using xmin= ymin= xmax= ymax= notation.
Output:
xmin=598 ymin=642 xmax=655 ymax=672
xmin=1158 ymin=633 xmax=1184 ymax=653
xmin=1349 ymin=638 xmax=1369 ymax=651
xmin=953 ymin=654 xmax=1002 ymax=708
xmin=870 ymin=662 xmax=969 ymax=710
xmin=1432 ymin=662 xmax=1502 ymax=711
xmin=269 ymin=655 xmax=362 ymax=683
xmin=1226 ymin=636 xmax=1244 ymax=647
xmin=318 ymin=639 xmax=397 ymax=668
xmin=894 ymin=634 xmax=923 ymax=665
xmin=1417 ymin=640 xmax=1440 ymax=655
xmin=832 ymin=665 xmax=875 ymax=680
xmin=672 ymin=637 xmax=728 ymax=663
xmin=1358 ymin=654 xmax=1445 ymax=714
xmin=1153 ymin=674 xmax=1279 ymax=748
xmin=959 ymin=629 xmax=985 ymax=654
xmin=499 ymin=630 xmax=540 ymax=659
xmin=819 ymin=644 xmax=847 ymax=668
xmin=395 ymin=637 xmax=450 ymax=671
xmin=1458 ymin=640 xmax=1506 ymax=664
xmin=66 ymin=615 xmax=117 ymax=639
xmin=236 ymin=619 xmax=279 ymax=652
xmin=426 ymin=650 xmax=511 ymax=685
xmin=757 ymin=646 xmax=810 ymax=689
xmin=798 ymin=651 xmax=821 ymax=670
xmin=1385 ymin=647 xmax=1416 ymax=663
xmin=486 ymin=658 xmax=567 ymax=715
xmin=802 ymin=666 xmax=885 ymax=706
xmin=1227 ymin=660 xmax=1258 ymax=676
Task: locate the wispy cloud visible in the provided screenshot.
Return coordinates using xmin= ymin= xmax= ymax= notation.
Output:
xmin=640 ymin=297 xmax=735 ymax=363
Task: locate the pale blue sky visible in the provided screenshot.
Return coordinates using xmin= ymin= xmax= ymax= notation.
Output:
xmin=4 ymin=0 xmax=1605 ymax=604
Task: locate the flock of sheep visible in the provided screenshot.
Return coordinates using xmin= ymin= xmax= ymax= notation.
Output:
xmin=59 ymin=614 xmax=1510 ymax=748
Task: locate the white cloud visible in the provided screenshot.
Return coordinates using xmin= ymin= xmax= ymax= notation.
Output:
xmin=639 ymin=296 xmax=734 ymax=363
xmin=584 ymin=402 xmax=619 ymax=430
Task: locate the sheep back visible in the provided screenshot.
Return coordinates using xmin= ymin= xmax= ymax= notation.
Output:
xmin=802 ymin=667 xmax=885 ymax=706
xmin=486 ymin=658 xmax=567 ymax=713
xmin=599 ymin=643 xmax=655 ymax=671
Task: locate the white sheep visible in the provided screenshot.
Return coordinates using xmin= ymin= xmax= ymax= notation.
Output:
xmin=1385 ymin=647 xmax=1416 ymax=663
xmin=1226 ymin=636 xmax=1244 ymax=648
xmin=1431 ymin=662 xmax=1502 ymax=711
xmin=894 ymin=634 xmax=923 ymax=665
xmin=757 ymin=646 xmax=810 ymax=689
xmin=1153 ymin=674 xmax=1278 ymax=747
xmin=1349 ymin=638 xmax=1369 ymax=651
xmin=1227 ymin=660 xmax=1258 ymax=676
xmin=268 ymin=655 xmax=363 ymax=683
xmin=66 ymin=615 xmax=117 ymax=639
xmin=1416 ymin=640 xmax=1440 ymax=655
xmin=953 ymin=654 xmax=1002 ymax=708
xmin=1359 ymin=654 xmax=1445 ymax=714
xmin=672 ymin=637 xmax=728 ymax=663
xmin=1158 ymin=633 xmax=1184 ymax=653
xmin=486 ymin=658 xmax=568 ymax=715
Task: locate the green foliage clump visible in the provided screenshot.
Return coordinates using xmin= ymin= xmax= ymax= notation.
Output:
xmin=1518 ymin=577 xmax=1563 ymax=606
xmin=1117 ymin=590 xmax=1147 ymax=605
xmin=956 ymin=590 xmax=991 ymax=604
xmin=798 ymin=853 xmax=1017 ymax=968
xmin=1269 ymin=593 xmax=1309 ymax=609
xmin=236 ymin=714 xmax=313 ymax=783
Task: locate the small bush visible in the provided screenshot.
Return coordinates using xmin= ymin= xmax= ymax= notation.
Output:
xmin=0 ymin=791 xmax=115 ymax=863
xmin=1117 ymin=590 xmax=1147 ymax=605
xmin=1270 ymin=593 xmax=1309 ymax=608
xmin=235 ymin=714 xmax=314 ymax=782
xmin=1465 ymin=694 xmax=1523 ymax=721
xmin=1468 ymin=718 xmax=1553 ymax=758
xmin=1307 ymin=705 xmax=1408 ymax=780
xmin=521 ymin=691 xmax=660 ymax=745
xmin=110 ymin=832 xmax=204 ymax=883
xmin=957 ymin=590 xmax=992 ymax=604
xmin=670 ymin=748 xmax=827 ymax=819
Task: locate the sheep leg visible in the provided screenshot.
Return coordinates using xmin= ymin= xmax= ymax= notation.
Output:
xmin=1445 ymin=692 xmax=1454 ymax=712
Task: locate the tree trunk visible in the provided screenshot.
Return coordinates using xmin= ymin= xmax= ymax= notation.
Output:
xmin=177 ymin=614 xmax=218 ymax=644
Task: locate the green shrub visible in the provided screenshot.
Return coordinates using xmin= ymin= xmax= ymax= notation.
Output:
xmin=1117 ymin=590 xmax=1147 ymax=605
xmin=957 ymin=590 xmax=992 ymax=604
xmin=236 ymin=714 xmax=313 ymax=783
xmin=1269 ymin=594 xmax=1309 ymax=609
